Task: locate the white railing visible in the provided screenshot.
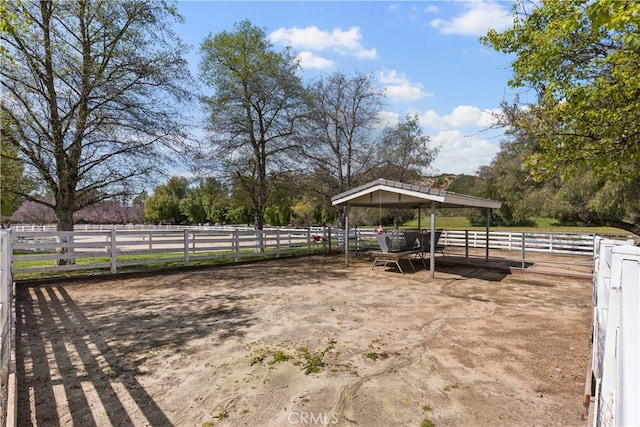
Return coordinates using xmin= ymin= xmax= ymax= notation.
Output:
xmin=11 ymin=226 xmax=632 ymax=278
xmin=0 ymin=229 xmax=15 ymax=426
xmin=589 ymin=236 xmax=640 ymax=427
xmin=10 ymin=224 xmax=623 ymax=255
xmin=440 ymin=230 xmax=596 ymax=255
xmin=13 ymin=227 xmax=331 ymax=276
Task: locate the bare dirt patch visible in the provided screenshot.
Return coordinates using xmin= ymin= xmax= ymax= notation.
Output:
xmin=15 ymin=255 xmax=592 ymax=426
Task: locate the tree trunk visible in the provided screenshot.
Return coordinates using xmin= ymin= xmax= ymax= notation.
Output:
xmin=578 ymin=213 xmax=640 ymax=238
xmin=55 ymin=200 xmax=76 ymax=265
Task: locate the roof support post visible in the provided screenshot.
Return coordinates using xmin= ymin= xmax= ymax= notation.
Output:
xmin=485 ymin=208 xmax=490 ymax=262
xmin=430 ymin=201 xmax=436 ymax=279
xmin=344 ymin=206 xmax=350 ymax=266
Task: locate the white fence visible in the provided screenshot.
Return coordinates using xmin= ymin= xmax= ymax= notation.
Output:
xmin=9 ymin=226 xmax=612 ymax=278
xmin=440 ymin=230 xmax=595 ymax=254
xmin=13 ymin=227 xmax=331 ymax=276
xmin=0 ymin=229 xmax=15 ymax=426
xmin=590 ymin=236 xmax=640 ymax=426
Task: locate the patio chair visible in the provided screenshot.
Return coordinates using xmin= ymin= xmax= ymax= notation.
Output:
xmin=372 ymin=232 xmax=425 ymax=273
xmin=419 ymin=230 xmax=446 ymax=258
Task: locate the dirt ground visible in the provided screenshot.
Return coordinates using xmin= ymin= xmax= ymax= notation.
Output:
xmin=15 ymin=254 xmax=593 ymax=427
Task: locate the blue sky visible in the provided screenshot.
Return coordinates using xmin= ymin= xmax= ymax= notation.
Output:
xmin=175 ymin=1 xmax=525 ymax=176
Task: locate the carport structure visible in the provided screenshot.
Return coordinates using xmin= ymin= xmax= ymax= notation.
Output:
xmin=331 ymin=178 xmax=502 ymax=278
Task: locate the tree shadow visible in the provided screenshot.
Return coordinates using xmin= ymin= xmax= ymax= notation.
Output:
xmin=15 ymin=280 xmax=255 ymax=426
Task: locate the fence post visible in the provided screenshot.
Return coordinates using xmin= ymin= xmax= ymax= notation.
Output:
xmin=307 ymin=228 xmax=312 ymax=254
xmin=148 ymin=232 xmax=152 ymax=250
xmin=234 ymin=229 xmax=240 ymax=262
xmin=521 ymin=232 xmax=526 ymax=270
xmin=183 ymin=229 xmax=189 ymax=266
xmin=465 ymin=230 xmax=469 ymax=263
xmin=322 ymin=226 xmax=327 ymax=254
xmin=276 ymin=229 xmax=281 ymax=257
xmin=110 ymin=230 xmax=117 ymax=273
xmin=328 ymin=227 xmax=332 ymax=253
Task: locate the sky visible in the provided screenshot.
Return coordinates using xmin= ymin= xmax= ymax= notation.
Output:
xmin=175 ymin=0 xmax=526 ymax=176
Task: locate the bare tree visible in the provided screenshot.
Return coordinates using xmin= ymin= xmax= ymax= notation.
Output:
xmin=300 ymin=71 xmax=386 ymax=225
xmin=1 ymin=0 xmax=193 ymax=234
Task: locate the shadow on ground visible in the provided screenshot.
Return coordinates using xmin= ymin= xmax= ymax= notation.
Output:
xmin=15 ymin=278 xmax=255 ymax=426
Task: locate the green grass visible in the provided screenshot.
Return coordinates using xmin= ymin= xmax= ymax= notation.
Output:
xmin=297 ymin=341 xmax=335 ymax=375
xmin=12 ymin=247 xmax=298 ymax=280
xmin=420 ymin=418 xmax=436 ymax=427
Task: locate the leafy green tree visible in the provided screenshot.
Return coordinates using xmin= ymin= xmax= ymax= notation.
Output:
xmin=482 ymin=0 xmax=640 ymax=235
xmin=1 ymin=0 xmax=193 ymax=233
xmin=144 ymin=177 xmax=189 ymax=224
xmin=225 ymin=179 xmax=253 ymax=225
xmin=264 ymin=173 xmax=298 ymax=226
xmin=475 ymin=134 xmax=556 ymax=226
xmin=179 ymin=189 xmax=208 ymax=224
xmin=199 ymin=20 xmax=305 ymax=230
xmin=378 ymin=114 xmax=438 ymax=183
xmin=1 ymin=141 xmax=30 ymax=221
xmin=179 ymin=177 xmax=229 ymax=224
xmin=482 ymin=0 xmax=640 ymax=182
xmin=546 ymin=171 xmax=640 ymax=234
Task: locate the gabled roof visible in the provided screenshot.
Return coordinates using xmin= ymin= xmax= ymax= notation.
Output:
xmin=331 ymin=178 xmax=501 ymax=209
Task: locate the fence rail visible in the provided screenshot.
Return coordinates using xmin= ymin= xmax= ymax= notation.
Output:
xmin=440 ymin=230 xmax=596 ymax=255
xmin=13 ymin=227 xmax=329 ymax=276
xmin=9 ymin=226 xmax=618 ymax=278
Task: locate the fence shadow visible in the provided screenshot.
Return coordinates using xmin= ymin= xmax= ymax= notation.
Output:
xmin=15 ymin=280 xmax=255 ymax=426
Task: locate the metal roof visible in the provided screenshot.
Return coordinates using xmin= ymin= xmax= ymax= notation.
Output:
xmin=331 ymin=178 xmax=501 ymax=209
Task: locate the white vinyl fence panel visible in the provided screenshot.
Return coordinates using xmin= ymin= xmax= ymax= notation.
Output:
xmin=0 ymin=229 xmax=14 ymax=426
xmin=591 ymin=237 xmax=640 ymax=427
xmin=10 ymin=226 xmax=609 ymax=278
xmin=13 ymin=228 xmax=326 ymax=276
xmin=441 ymin=230 xmax=595 ymax=255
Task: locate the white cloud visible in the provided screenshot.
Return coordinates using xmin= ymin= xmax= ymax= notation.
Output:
xmin=424 ymin=5 xmax=439 ymax=13
xmin=376 ymin=110 xmax=400 ymax=129
xmin=419 ymin=105 xmax=499 ymax=130
xmin=377 ymin=70 xmax=433 ymax=102
xmin=269 ymin=26 xmax=377 ymax=60
xmin=430 ymin=1 xmax=512 ymax=36
xmin=297 ymin=51 xmax=334 ymax=70
xmin=430 ymin=130 xmax=499 ymax=175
